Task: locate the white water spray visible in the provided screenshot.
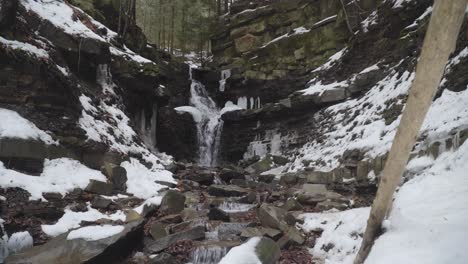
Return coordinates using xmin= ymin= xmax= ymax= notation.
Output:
xmin=177 ymin=68 xmax=224 ymax=167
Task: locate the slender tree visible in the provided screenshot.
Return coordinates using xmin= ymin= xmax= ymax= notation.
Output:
xmin=353 ymin=0 xmax=468 ymax=263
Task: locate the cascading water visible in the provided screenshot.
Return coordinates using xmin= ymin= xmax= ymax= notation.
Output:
xmin=189 ymin=246 xmax=228 ymax=264
xmin=183 ymin=68 xmax=224 ymax=167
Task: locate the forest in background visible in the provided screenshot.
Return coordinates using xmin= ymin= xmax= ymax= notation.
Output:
xmin=136 ymin=0 xmax=237 ymax=59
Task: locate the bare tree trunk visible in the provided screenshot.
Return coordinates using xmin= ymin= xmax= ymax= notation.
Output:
xmin=170 ymin=4 xmax=175 ymax=54
xmin=353 ymin=1 xmax=467 ymax=263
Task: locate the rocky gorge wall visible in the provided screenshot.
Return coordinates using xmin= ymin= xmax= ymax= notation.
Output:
xmin=208 ymin=0 xmax=468 ymax=182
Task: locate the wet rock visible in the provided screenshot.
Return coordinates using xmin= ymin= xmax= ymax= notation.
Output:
xmin=149 ymin=252 xmax=182 ymax=264
xmin=101 ymin=163 xmax=127 ymax=192
xmin=145 ymin=226 xmax=205 ymax=253
xmin=245 ymin=156 xmax=275 ymax=175
xmin=160 ymin=190 xmax=186 ymax=214
xmin=240 ymin=227 xmax=282 ymax=240
xmin=180 ymin=208 xmax=199 ymax=222
xmin=91 ymin=196 xmax=112 ymax=209
xmin=150 ymin=222 xmax=168 ymax=240
xmin=277 ymin=227 xmax=305 ymax=249
xmin=155 ymin=180 xmax=177 ymax=188
xmin=258 ymin=174 xmax=275 ymax=183
xmin=279 ymin=174 xmax=298 ymax=185
xmin=219 ymin=168 xmax=245 ymax=182
xmin=159 ymin=214 xmax=183 ymax=224
xmin=191 ymin=170 xmax=215 ymax=185
xmin=208 ymin=208 xmax=230 ymax=222
xmin=258 ymin=204 xmax=288 ymax=230
xmin=6 ymin=220 xmax=145 ymax=264
xmin=255 ymin=237 xmax=281 ymax=264
xmin=238 ymin=192 xmax=257 ymax=204
xmin=282 ymin=198 xmax=303 ymax=211
xmin=208 ymin=185 xmax=249 ymax=197
xmin=85 ymin=180 xmax=113 ymax=196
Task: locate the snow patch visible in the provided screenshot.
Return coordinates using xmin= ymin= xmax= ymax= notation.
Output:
xmin=219 ymin=237 xmax=262 ymax=264
xmin=121 ymin=158 xmax=175 ymax=200
xmin=0 ymin=158 xmax=106 ymax=200
xmin=0 ymin=108 xmax=56 ymax=144
xmin=42 ymin=204 xmax=125 ymax=237
xmin=67 ymin=225 xmax=124 ymax=241
xmin=0 ymin=37 xmax=49 ymax=58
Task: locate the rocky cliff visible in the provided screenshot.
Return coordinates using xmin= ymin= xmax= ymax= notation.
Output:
xmin=208 ymin=0 xmax=468 ymax=183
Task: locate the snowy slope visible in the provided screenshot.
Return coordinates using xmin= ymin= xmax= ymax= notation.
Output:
xmin=300 ymin=140 xmax=468 ymax=264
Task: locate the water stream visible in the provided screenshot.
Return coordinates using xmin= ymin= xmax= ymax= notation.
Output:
xmin=177 ymin=68 xmax=224 ymax=167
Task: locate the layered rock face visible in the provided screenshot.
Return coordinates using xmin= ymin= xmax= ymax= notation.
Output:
xmin=0 ymin=0 xmax=197 ymax=169
xmin=210 ymin=0 xmax=468 ymax=180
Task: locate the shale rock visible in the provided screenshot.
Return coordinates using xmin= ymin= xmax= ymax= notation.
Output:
xmin=160 ymin=191 xmax=186 ymax=215
xmin=6 ymin=220 xmax=144 ymax=264
xmin=145 ymin=226 xmax=205 ymax=253
xmin=85 ymin=180 xmax=113 ymax=196
xmin=101 ymin=163 xmax=127 ymax=192
xmin=208 ymin=185 xmax=249 ymax=197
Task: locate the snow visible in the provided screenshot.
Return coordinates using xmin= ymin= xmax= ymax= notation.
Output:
xmin=291 ymin=68 xmax=416 ymax=171
xmin=21 ymin=0 xmax=106 ymax=42
xmin=7 ymin=231 xmax=33 ymax=254
xmin=220 ymin=101 xmax=243 ymax=115
xmin=299 ymin=141 xmax=468 ymax=264
xmin=219 ymin=237 xmax=262 ymax=264
xmin=312 ymin=48 xmax=347 ymax=73
xmin=0 ymin=108 xmax=56 ymax=144
xmin=301 ymin=80 xmax=347 ymax=96
xmin=262 ymin=27 xmax=311 ymax=48
xmin=405 ymin=6 xmax=433 ymax=29
xmin=0 ymin=158 xmax=106 ymax=200
xmin=174 ymin=106 xmax=202 ymax=122
xmin=359 ymin=64 xmax=380 ymax=74
xmin=42 ymin=204 xmax=125 ymax=237
xmin=361 ymin=11 xmax=378 ymax=33
xmin=392 ymin=0 xmax=413 ymax=8
xmin=366 ymin=141 xmax=468 ymax=264
xmin=406 ymin=156 xmax=434 ymax=174
xmin=0 ymin=37 xmax=49 ymax=58
xmin=110 ymin=46 xmax=154 ymax=65
xmin=300 ymin=207 xmax=371 ymax=264
xmin=67 ymin=225 xmax=124 ymax=241
xmin=121 ymin=158 xmax=175 ymax=200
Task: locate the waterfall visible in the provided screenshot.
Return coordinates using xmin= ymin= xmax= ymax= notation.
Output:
xmin=190 ymin=246 xmax=228 ymax=264
xmin=137 ymin=103 xmax=158 ymax=152
xmin=187 ymin=68 xmax=224 ymax=167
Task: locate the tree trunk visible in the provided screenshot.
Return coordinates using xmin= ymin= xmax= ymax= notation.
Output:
xmin=170 ymin=4 xmax=175 ymax=54
xmin=353 ymin=0 xmax=467 ymax=263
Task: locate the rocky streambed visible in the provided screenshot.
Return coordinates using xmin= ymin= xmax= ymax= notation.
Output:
xmin=3 ymin=159 xmax=374 ymax=264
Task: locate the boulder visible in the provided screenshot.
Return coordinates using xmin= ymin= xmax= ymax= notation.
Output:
xmin=145 ymin=226 xmax=205 ymax=253
xmin=240 ymin=227 xmax=282 ymax=240
xmin=160 ymin=191 xmax=186 ymax=214
xmin=91 ymin=196 xmax=112 ymax=209
xmin=282 ymin=198 xmax=303 ymax=211
xmin=208 ymin=185 xmax=249 ymax=197
xmin=208 ymin=208 xmax=231 ymax=222
xmin=276 ymin=227 xmax=305 ymax=248
xmin=101 ymin=163 xmax=127 ymax=192
xmin=245 ymin=156 xmax=274 ymax=175
xmin=191 ymin=170 xmax=215 ymax=185
xmin=219 ymin=168 xmax=245 ymax=183
xmin=149 ymin=222 xmax=168 ymax=240
xmin=279 ymin=174 xmax=298 ymax=185
xmin=257 ymin=204 xmax=288 ymax=230
xmin=254 ymin=237 xmax=281 ymax=264
xmin=85 ymin=180 xmax=113 ymax=196
xmin=6 ymin=220 xmax=144 ymax=264
xmin=180 ymin=208 xmax=199 ymax=222
xmin=258 ymin=174 xmax=275 ymax=183
xmin=155 ymin=180 xmax=177 ymax=188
